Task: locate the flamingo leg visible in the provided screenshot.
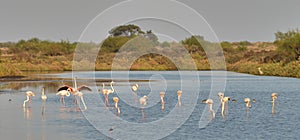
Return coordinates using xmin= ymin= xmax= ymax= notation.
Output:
xmin=221 ymin=102 xmax=225 ymax=118
xmin=23 ymin=96 xmax=29 ymax=108
xmin=80 ymin=96 xmax=87 ymax=110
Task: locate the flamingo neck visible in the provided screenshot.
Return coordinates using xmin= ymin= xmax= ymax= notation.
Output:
xmin=110 ymin=83 xmax=115 ymax=92
xmin=74 ymin=77 xmax=78 ymax=89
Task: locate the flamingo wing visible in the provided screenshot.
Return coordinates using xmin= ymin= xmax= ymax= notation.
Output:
xmin=58 ymin=85 xmax=71 ymax=91
xmin=78 ymin=85 xmax=92 ymax=91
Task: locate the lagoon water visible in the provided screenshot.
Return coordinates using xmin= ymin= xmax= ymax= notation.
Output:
xmin=0 ymin=71 xmax=300 ymax=140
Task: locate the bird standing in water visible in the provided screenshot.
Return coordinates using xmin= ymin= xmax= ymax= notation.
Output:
xmin=177 ymin=90 xmax=182 ymax=107
xmin=102 ymin=81 xmax=115 ymax=107
xmin=271 ymin=93 xmax=278 ymax=114
xmin=23 ymin=91 xmax=35 ymax=108
xmin=113 ymin=97 xmax=120 ymax=116
xmin=160 ymin=92 xmax=165 ymax=110
xmin=202 ymin=99 xmax=215 ymax=119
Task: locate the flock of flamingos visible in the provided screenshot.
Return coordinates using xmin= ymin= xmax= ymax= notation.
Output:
xmin=21 ymin=77 xmax=279 ymax=120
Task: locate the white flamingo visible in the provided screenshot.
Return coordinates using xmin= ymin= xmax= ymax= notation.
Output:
xmin=41 ymin=87 xmax=47 ymax=101
xmin=23 ymin=91 xmax=35 ymax=108
xmin=244 ymin=98 xmax=251 ymax=108
xmin=139 ymin=95 xmax=148 ymax=120
xmin=177 ymin=90 xmax=182 ymax=107
xmin=131 ymin=84 xmax=138 ymax=92
xmin=160 ymin=92 xmax=165 ymax=110
xmin=56 ymin=88 xmax=71 ymax=105
xmin=131 ymin=84 xmax=138 ymax=102
xmin=271 ymin=93 xmax=278 ymax=114
xmin=113 ymin=97 xmax=120 ymax=116
xmin=202 ymin=99 xmax=215 ymax=119
xmin=102 ymin=81 xmax=115 ymax=106
xmin=258 ymin=67 xmax=264 ymax=75
xmin=218 ymin=92 xmax=230 ymax=117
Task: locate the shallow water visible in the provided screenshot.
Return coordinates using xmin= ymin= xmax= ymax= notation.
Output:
xmin=0 ymin=71 xmax=299 ymax=140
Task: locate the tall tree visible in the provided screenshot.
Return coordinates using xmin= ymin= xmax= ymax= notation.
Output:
xmin=109 ymin=24 xmax=144 ymax=37
xmin=274 ymin=29 xmax=300 ymax=63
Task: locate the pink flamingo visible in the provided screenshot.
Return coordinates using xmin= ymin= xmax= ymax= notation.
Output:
xmin=23 ymin=91 xmax=35 ymax=108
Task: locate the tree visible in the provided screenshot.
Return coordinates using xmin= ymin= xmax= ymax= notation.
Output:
xmin=274 ymin=29 xmax=300 ymax=63
xmin=109 ymin=24 xmax=144 ymax=37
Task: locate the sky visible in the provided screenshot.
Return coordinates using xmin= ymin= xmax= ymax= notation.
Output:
xmin=0 ymin=0 xmax=300 ymax=42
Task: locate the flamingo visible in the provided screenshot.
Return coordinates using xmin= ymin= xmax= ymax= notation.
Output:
xmin=139 ymin=95 xmax=148 ymax=120
xmin=56 ymin=88 xmax=71 ymax=105
xmin=221 ymin=96 xmax=230 ymax=117
xmin=23 ymin=91 xmax=35 ymax=108
xmin=139 ymin=95 xmax=148 ymax=107
xmin=258 ymin=67 xmax=264 ymax=75
xmin=102 ymin=81 xmax=115 ymax=106
xmin=58 ymin=78 xmax=92 ymax=109
xmin=244 ymin=98 xmax=251 ymax=108
xmin=177 ymin=90 xmax=182 ymax=107
xmin=202 ymin=99 xmax=215 ymax=119
xmin=160 ymin=92 xmax=165 ymax=110
xmin=271 ymin=93 xmax=278 ymax=114
xmin=218 ymin=92 xmax=230 ymax=117
xmin=131 ymin=84 xmax=138 ymax=92
xmin=113 ymin=97 xmax=120 ymax=116
xmin=41 ymin=87 xmax=47 ymax=101
xmin=131 ymin=84 xmax=138 ymax=102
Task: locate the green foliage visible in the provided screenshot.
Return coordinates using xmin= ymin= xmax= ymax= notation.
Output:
xmin=101 ymin=36 xmax=133 ymax=52
xmin=109 ymin=24 xmax=144 ymax=37
xmin=274 ymin=29 xmax=300 ymax=63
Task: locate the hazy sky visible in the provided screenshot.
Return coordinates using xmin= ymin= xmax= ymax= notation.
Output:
xmin=1 ymin=0 xmax=300 ymax=42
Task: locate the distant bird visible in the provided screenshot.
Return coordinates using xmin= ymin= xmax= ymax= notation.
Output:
xmin=41 ymin=87 xmax=47 ymax=101
xmin=102 ymin=81 xmax=115 ymax=106
xmin=258 ymin=67 xmax=264 ymax=75
xmin=131 ymin=84 xmax=139 ymax=92
xmin=113 ymin=97 xmax=120 ymax=116
xmin=218 ymin=92 xmax=231 ymax=117
xmin=271 ymin=93 xmax=278 ymax=114
xmin=203 ymin=99 xmax=215 ymax=119
xmin=160 ymin=92 xmax=165 ymax=110
xmin=160 ymin=92 xmax=165 ymax=104
xmin=252 ymin=99 xmax=256 ymax=103
xmin=131 ymin=84 xmax=138 ymax=102
xmin=139 ymin=95 xmax=148 ymax=120
xmin=139 ymin=95 xmax=148 ymax=108
xmin=56 ymin=88 xmax=71 ymax=105
xmin=244 ymin=98 xmax=251 ymax=108
xmin=221 ymin=96 xmax=230 ymax=117
xmin=8 ymin=99 xmax=12 ymax=102
xmin=218 ymin=92 xmax=224 ymax=101
xmin=23 ymin=91 xmax=35 ymax=108
xmin=177 ymin=90 xmax=182 ymax=107
xmin=232 ymin=99 xmax=237 ymax=103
